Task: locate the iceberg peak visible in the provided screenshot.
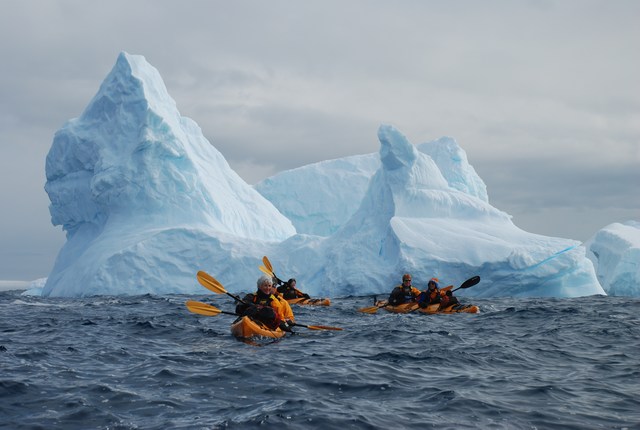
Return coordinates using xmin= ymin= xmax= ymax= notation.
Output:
xmin=378 ymin=124 xmax=417 ymax=170
xmin=42 ymin=52 xmax=295 ymax=297
xmin=86 ymin=52 xmax=178 ymax=123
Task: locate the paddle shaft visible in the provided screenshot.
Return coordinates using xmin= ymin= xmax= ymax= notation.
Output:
xmin=225 ymin=291 xmax=246 ymax=304
xmin=262 ymin=256 xmax=307 ymax=296
xmin=292 ymin=322 xmax=312 ymax=329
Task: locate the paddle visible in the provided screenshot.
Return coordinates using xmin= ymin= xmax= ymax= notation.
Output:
xmin=262 ymin=256 xmax=285 ymax=285
xmin=291 ymin=322 xmax=343 ymax=331
xmin=259 ymin=265 xmax=276 ymax=279
xmin=451 ymin=275 xmax=481 ymax=292
xmin=194 ymin=271 xmax=343 ymax=331
xmin=261 ymin=256 xmax=309 ymax=298
xmin=196 ymin=270 xmax=245 ymax=303
xmin=357 ymin=301 xmax=391 ymax=314
xmin=186 ymin=300 xmax=342 ymax=331
xmin=185 ymin=300 xmax=237 ymax=317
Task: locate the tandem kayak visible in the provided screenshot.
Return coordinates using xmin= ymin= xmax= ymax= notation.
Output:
xmin=374 ymin=301 xmax=479 ymax=314
xmin=374 ymin=301 xmax=419 ymax=313
xmin=286 ymin=297 xmax=331 ymax=306
xmin=419 ymin=303 xmax=479 ymax=314
xmin=230 ymin=316 xmax=286 ymax=339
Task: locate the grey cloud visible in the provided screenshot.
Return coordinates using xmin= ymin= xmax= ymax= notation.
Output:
xmin=0 ymin=0 xmax=638 ymax=279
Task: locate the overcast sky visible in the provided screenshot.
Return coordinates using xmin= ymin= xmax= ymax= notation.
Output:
xmin=0 ymin=0 xmax=638 ymax=281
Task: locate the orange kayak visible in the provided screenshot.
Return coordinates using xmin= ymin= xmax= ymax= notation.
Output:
xmin=374 ymin=301 xmax=419 ymax=313
xmin=374 ymin=300 xmax=479 ymax=314
xmin=419 ymin=303 xmax=480 ymax=314
xmin=229 ymin=316 xmax=286 ymax=339
xmin=286 ymin=297 xmax=331 ymax=306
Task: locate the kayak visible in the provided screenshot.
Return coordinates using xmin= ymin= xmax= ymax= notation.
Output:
xmin=374 ymin=300 xmax=479 ymax=314
xmin=375 ymin=301 xmax=419 ymax=313
xmin=286 ymin=297 xmax=331 ymax=306
xmin=419 ymin=303 xmax=480 ymax=314
xmin=229 ymin=316 xmax=286 ymax=339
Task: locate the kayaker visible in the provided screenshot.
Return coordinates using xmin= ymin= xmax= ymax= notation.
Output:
xmin=235 ymin=275 xmax=295 ymax=331
xmin=439 ymin=289 xmax=460 ymax=309
xmin=277 ymin=278 xmax=311 ymax=300
xmin=418 ymin=278 xmax=441 ymax=308
xmin=271 ymin=282 xmax=296 ymax=323
xmin=388 ymin=273 xmax=421 ymax=306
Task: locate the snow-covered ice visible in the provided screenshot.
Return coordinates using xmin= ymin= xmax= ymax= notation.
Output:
xmin=585 ymin=221 xmax=640 ymax=296
xmin=34 ymin=52 xmax=621 ymax=298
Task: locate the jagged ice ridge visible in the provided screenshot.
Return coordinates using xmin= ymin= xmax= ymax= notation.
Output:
xmin=32 ymin=52 xmax=636 ymax=298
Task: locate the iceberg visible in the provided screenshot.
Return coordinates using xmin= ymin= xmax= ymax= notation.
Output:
xmin=41 ymin=52 xmax=605 ymax=298
xmin=43 ymin=52 xmax=294 ymax=297
xmin=256 ymin=154 xmax=379 ymax=236
xmin=254 ymin=136 xmax=487 ymax=237
xmin=585 ymin=221 xmax=640 ymax=296
xmin=264 ymin=125 xmax=603 ymax=298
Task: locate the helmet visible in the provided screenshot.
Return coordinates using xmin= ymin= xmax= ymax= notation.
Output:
xmin=428 ymin=277 xmax=439 ymax=288
xmin=402 ymin=274 xmax=412 ymax=282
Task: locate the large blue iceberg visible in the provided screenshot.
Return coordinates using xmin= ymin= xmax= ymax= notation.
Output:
xmin=40 ymin=52 xmax=608 ymax=298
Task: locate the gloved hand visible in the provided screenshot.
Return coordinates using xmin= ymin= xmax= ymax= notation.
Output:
xmin=278 ymin=320 xmax=293 ymax=332
xmin=236 ymin=303 xmax=252 ymax=315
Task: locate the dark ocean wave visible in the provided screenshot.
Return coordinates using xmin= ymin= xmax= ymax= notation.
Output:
xmin=1 ymin=291 xmax=639 ymax=429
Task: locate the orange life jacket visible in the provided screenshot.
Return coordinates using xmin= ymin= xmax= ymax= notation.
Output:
xmin=252 ymin=292 xmax=288 ymax=322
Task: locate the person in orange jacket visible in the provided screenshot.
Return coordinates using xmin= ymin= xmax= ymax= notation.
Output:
xmin=388 ymin=273 xmax=421 ymax=305
xmin=418 ymin=278 xmax=442 ymax=308
xmin=439 ymin=289 xmax=460 ymax=309
xmin=271 ymin=281 xmax=295 ymax=323
xmin=235 ymin=275 xmax=295 ymax=331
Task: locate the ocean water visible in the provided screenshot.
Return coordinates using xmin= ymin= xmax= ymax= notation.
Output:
xmin=1 ymin=290 xmax=639 ymax=430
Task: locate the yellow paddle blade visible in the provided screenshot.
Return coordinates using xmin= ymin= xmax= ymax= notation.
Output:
xmin=258 ymin=265 xmax=274 ymax=277
xmin=196 ymin=271 xmax=227 ymax=294
xmin=357 ymin=305 xmax=382 ymax=314
xmin=262 ymin=256 xmax=274 ymax=273
xmin=185 ymin=300 xmax=222 ymax=316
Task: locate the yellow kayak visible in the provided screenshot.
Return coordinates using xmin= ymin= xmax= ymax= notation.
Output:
xmin=375 ymin=300 xmax=479 ymax=314
xmin=418 ymin=303 xmax=480 ymax=314
xmin=286 ymin=297 xmax=331 ymax=306
xmin=230 ymin=316 xmax=286 ymax=339
xmin=375 ymin=301 xmax=419 ymax=313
